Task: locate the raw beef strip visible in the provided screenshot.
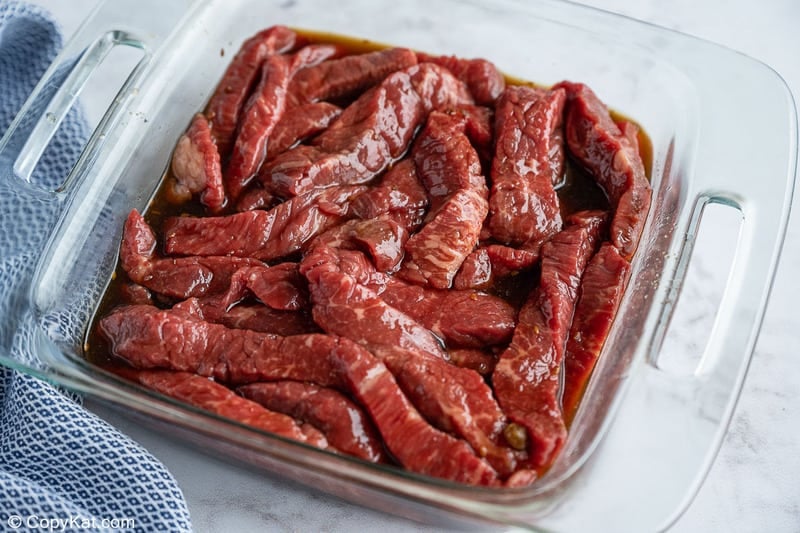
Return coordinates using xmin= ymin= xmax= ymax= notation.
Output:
xmin=224 ymin=54 xmax=292 ymax=200
xmin=329 ymin=337 xmax=499 ymax=485
xmin=301 ymin=246 xmax=520 ymax=477
xmin=168 ymin=114 xmax=225 ymax=212
xmin=453 ymin=244 xmax=542 ymax=290
xmin=164 ymin=185 xmax=367 ymax=260
xmin=349 ymin=158 xmax=429 ymax=231
xmin=416 ymin=53 xmax=505 ymax=105
xmin=267 ymin=102 xmax=342 ymax=157
xmin=561 ymin=242 xmax=630 ymax=423
xmin=125 ymin=369 xmax=329 ymax=448
xmin=454 ymin=104 xmax=494 ymax=162
xmin=239 ymin=381 xmax=386 ymax=463
xmin=301 ymin=245 xmax=446 ymax=360
xmin=100 ymin=308 xmax=498 ymax=485
xmin=557 ymin=81 xmax=652 ymax=260
xmin=206 ymin=26 xmax=299 ymax=157
xmin=226 ymin=44 xmax=345 ymax=200
xmin=373 ymin=345 xmax=522 ymax=477
xmin=399 ymin=111 xmax=489 ymax=289
xmin=120 ymin=210 xmax=261 ymax=299
xmin=378 ymin=277 xmax=516 ymax=348
xmin=263 ymin=63 xmax=473 ymax=197
xmin=492 ymin=211 xmax=606 ymax=471
xmin=287 ymin=47 xmax=417 ymax=105
xmin=173 ymin=297 xmax=316 ymax=337
xmin=488 ymin=86 xmax=565 ymax=248
xmin=313 ymin=214 xmax=409 ymax=273
xmin=217 ymin=262 xmax=308 ymax=311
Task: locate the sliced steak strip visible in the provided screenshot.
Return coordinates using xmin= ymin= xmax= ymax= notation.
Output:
xmin=301 ymin=246 xmax=520 ymax=477
xmin=218 ymin=262 xmax=308 ymax=311
xmin=125 ymin=369 xmax=329 ymax=449
xmin=330 ymin=337 xmax=499 ymax=485
xmin=164 ymin=185 xmax=367 ymax=260
xmin=399 ymin=111 xmax=489 ymax=289
xmin=417 ymin=53 xmax=505 ymax=105
xmin=225 ymin=46 xmax=343 ymax=200
xmin=206 ymin=26 xmax=299 ymax=158
xmin=301 ymin=245 xmax=446 ymax=360
xmin=239 ymin=381 xmax=386 ymax=463
xmin=185 ymin=298 xmax=317 ymax=336
xmin=492 ymin=211 xmax=606 ymax=471
xmin=268 ymin=102 xmax=342 ymax=158
xmin=100 ymin=307 xmax=498 ymax=485
xmin=453 ymin=244 xmax=540 ymax=290
xmin=557 ymin=81 xmax=652 ymax=260
xmin=378 ymin=277 xmax=516 ymax=348
xmin=120 ymin=210 xmax=261 ymax=299
xmin=488 ymin=86 xmax=565 ymax=248
xmin=168 ymin=114 xmax=225 ymax=212
xmin=313 ymin=214 xmax=409 ymax=273
xmin=263 ymin=63 xmax=473 ymax=197
xmin=561 ymin=242 xmax=630 ymax=423
xmin=224 ymin=55 xmax=292 ymax=200
xmin=287 ymin=47 xmax=418 ymax=105
xmin=119 ymin=282 xmax=153 ymax=306
xmin=372 ymin=345 xmax=521 ymax=477
xmin=349 ymin=158 xmax=428 ymax=232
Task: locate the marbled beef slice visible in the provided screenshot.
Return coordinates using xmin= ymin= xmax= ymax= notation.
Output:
xmin=492 ymin=212 xmax=606 ymax=472
xmin=120 ymin=210 xmax=262 ymax=299
xmin=263 ymin=63 xmax=473 ymax=197
xmin=488 ymin=86 xmax=565 ymax=248
xmin=239 ymin=381 xmax=386 ymax=463
xmin=558 ymin=81 xmax=652 ymax=260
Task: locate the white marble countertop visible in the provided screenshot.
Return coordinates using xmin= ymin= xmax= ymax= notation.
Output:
xmin=31 ymin=0 xmax=800 ymax=531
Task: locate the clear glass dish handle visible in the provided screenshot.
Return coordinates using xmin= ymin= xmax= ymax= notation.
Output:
xmin=0 ymin=0 xmax=195 ymax=198
xmin=0 ymin=0 xmax=195 ymax=375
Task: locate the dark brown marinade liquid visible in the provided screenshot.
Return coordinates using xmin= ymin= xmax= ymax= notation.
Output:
xmin=84 ymin=29 xmax=653 ymax=370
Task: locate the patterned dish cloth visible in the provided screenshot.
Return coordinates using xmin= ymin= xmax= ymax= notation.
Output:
xmin=0 ymin=2 xmax=192 ymax=531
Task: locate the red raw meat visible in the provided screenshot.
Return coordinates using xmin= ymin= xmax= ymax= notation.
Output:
xmin=168 ymin=113 xmax=226 ymax=212
xmin=239 ymin=381 xmax=386 ymax=463
xmin=492 ymin=211 xmax=606 ymax=472
xmin=557 ymin=81 xmax=652 ymax=260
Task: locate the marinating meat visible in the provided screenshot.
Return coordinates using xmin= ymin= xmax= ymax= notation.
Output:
xmin=100 ymin=306 xmax=498 ymax=485
xmin=120 ymin=210 xmax=262 ymax=299
xmin=168 ymin=113 xmax=225 ymax=211
xmin=206 ymin=26 xmax=300 ymax=158
xmin=416 ymin=53 xmax=505 ymax=106
xmin=561 ymin=242 xmax=630 ymax=423
xmin=263 ymin=63 xmax=473 ymax=197
xmin=558 ymin=81 xmax=651 ymax=260
xmin=90 ymin=28 xmax=653 ymax=488
xmin=124 ymin=369 xmax=330 ymax=448
xmin=287 ymin=47 xmax=418 ymax=105
xmin=239 ymin=381 xmax=386 ymax=462
xmin=164 ymin=185 xmax=367 ymax=260
xmin=488 ymin=86 xmax=565 ymax=249
xmin=268 ymin=102 xmax=342 ymax=158
xmin=348 ymin=158 xmax=428 ymax=231
xmin=399 ymin=111 xmax=488 ymax=289
xmin=492 ymin=211 xmax=606 ymax=472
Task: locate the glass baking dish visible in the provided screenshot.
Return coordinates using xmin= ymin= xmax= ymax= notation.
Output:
xmin=0 ymin=0 xmax=796 ymax=530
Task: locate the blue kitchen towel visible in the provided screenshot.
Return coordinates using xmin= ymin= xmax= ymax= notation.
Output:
xmin=0 ymin=3 xmax=192 ymax=532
